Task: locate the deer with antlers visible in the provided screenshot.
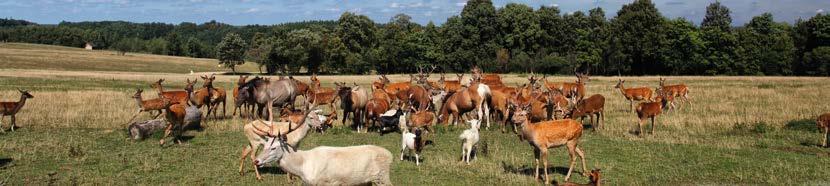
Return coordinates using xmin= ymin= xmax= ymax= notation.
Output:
xmin=239 ymin=99 xmax=324 ymax=180
xmin=150 ymin=79 xmax=189 ymax=105
xmin=658 ymin=78 xmax=690 ymax=109
xmin=0 ymin=89 xmax=33 ymax=132
xmin=125 ymin=89 xmax=172 ymax=125
xmin=614 ymin=79 xmax=653 ymax=112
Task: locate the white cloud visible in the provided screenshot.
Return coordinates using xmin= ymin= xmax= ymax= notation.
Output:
xmin=818 ymin=9 xmax=825 ymax=13
xmin=455 ymin=2 xmax=466 ymax=7
xmin=409 ymin=2 xmax=424 ymax=8
xmin=552 ymin=3 xmax=559 ymax=7
xmin=390 ymin=2 xmax=400 ymax=8
xmin=244 ymin=8 xmax=259 ymax=13
xmin=324 ymin=7 xmax=340 ymax=12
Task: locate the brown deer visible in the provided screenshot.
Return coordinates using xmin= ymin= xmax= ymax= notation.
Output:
xmin=363 ymin=82 xmax=393 ymax=133
xmin=336 ymin=82 xmax=370 ymax=130
xmin=310 ymin=73 xmax=335 ymax=93
xmin=634 ymin=94 xmax=669 ymax=136
xmin=437 ymin=82 xmax=491 ymax=128
xmin=543 ymin=72 xmax=589 ymax=103
xmin=159 ymin=82 xmax=196 ymax=146
xmin=614 ymin=79 xmax=653 ymax=112
xmin=508 ymin=91 xmax=552 ymax=130
xmin=566 ymin=94 xmax=605 ymax=131
xmin=200 ymin=75 xmax=227 ymax=119
xmin=408 ymin=103 xmax=436 ymax=133
xmin=549 ymin=89 xmax=572 ymax=120
xmin=489 ymin=88 xmax=516 ymax=133
xmin=817 ymin=113 xmax=830 ymax=147
xmin=233 ymin=75 xmax=250 ymax=118
xmin=0 ymin=89 xmax=33 ymax=132
xmin=659 ymin=78 xmax=690 ymax=108
xmin=436 ymin=73 xmax=464 ymax=93
xmin=380 ymin=74 xmax=414 ymax=105
xmin=150 ymin=79 xmax=189 ymax=105
xmin=514 ymin=110 xmax=588 ymax=183
xmin=125 ymin=89 xmax=172 ymax=125
xmin=471 ymin=66 xmax=503 ymax=87
xmin=186 ymin=79 xmax=211 ymax=118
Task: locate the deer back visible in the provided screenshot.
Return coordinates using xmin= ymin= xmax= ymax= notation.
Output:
xmin=521 ymin=119 xmax=583 ymax=147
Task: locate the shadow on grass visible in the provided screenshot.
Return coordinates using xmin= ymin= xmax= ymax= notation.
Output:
xmin=501 ymin=161 xmax=570 ymax=177
xmin=0 ymin=158 xmax=12 ymax=168
xmin=258 ymin=166 xmax=288 ymax=175
xmin=785 ymin=119 xmax=818 ymax=132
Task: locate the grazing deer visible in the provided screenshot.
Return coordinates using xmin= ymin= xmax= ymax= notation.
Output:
xmin=408 ymin=103 xmax=436 ymax=133
xmin=125 ymin=89 xmax=172 ymax=125
xmin=817 ymin=113 xmax=830 ymax=147
xmin=513 ymin=108 xmax=588 ymax=183
xmin=614 ymin=79 xmax=653 ymax=112
xmin=233 ymin=75 xmax=249 ymax=118
xmin=634 ymin=94 xmax=669 ymax=136
xmin=658 ymin=78 xmax=690 ymax=108
xmin=150 ymin=79 xmax=189 ymax=105
xmin=566 ymin=94 xmax=605 ymax=131
xmin=0 ymin=89 xmax=33 ymax=132
xmin=201 ymin=75 xmax=227 ymax=119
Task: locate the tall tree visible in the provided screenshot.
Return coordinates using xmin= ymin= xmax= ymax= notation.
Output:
xmin=700 ymin=1 xmax=740 ymax=75
xmin=737 ymin=13 xmax=794 ymax=75
xmin=460 ymin=0 xmax=498 ymax=70
xmin=609 ymin=0 xmax=666 ymax=75
xmin=701 ymin=1 xmax=732 ymax=31
xmin=497 ymin=3 xmax=542 ymax=56
xmin=335 ymin=12 xmax=377 ymax=73
xmin=216 ymin=33 xmax=247 ymax=73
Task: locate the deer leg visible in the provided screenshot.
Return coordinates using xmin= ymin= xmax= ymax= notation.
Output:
xmin=160 ymin=123 xmax=174 ymax=146
xmin=600 ymin=111 xmax=605 ymax=129
xmin=575 ymin=146 xmax=588 ymax=177
xmin=650 ymin=117 xmax=656 ymax=134
xmin=533 ymin=148 xmax=541 ymax=181
xmin=823 ymin=128 xmax=828 ymax=147
xmin=239 ymin=145 xmax=251 ymax=175
xmin=563 ymin=142 xmax=576 ymax=181
xmin=542 ymin=149 xmax=550 ymax=184
xmin=629 ymin=100 xmax=634 ymax=112
xmin=151 ymin=110 xmax=162 ymax=119
xmin=637 ymin=118 xmax=644 ymax=136
xmin=250 ymin=146 xmax=261 ymax=180
xmin=10 ymin=115 xmax=15 ymax=131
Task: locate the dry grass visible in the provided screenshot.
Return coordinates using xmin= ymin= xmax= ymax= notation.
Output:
xmin=1 ymin=45 xmax=830 ymax=184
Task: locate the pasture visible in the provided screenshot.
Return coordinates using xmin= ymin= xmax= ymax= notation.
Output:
xmin=1 ymin=43 xmax=829 ymax=185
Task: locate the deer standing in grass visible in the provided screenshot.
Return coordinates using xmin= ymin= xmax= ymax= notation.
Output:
xmin=566 ymin=94 xmax=605 ymax=131
xmin=512 ymin=104 xmax=588 ymax=183
xmin=817 ymin=113 xmax=830 ymax=147
xmin=544 ymin=72 xmax=589 ymax=103
xmin=614 ymin=79 xmax=653 ymax=112
xmin=201 ymin=74 xmax=227 ymax=119
xmin=658 ymin=78 xmax=690 ymax=108
xmin=634 ymin=92 xmax=669 ymax=136
xmin=159 ymin=80 xmax=197 ymax=146
xmin=0 ymin=89 xmax=33 ymax=132
xmin=233 ymin=75 xmax=250 ymax=118
xmin=150 ymin=79 xmax=189 ymax=105
xmin=126 ymin=89 xmax=172 ymax=125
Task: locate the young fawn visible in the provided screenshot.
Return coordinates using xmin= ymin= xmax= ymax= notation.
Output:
xmin=0 ymin=89 xmax=34 ymax=132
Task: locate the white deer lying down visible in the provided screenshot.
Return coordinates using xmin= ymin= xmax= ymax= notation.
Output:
xmin=459 ymin=119 xmax=481 ymax=165
xmin=255 ymin=141 xmax=393 ymax=186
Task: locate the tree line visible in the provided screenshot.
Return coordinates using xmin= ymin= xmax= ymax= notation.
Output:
xmin=1 ymin=0 xmax=829 ymax=76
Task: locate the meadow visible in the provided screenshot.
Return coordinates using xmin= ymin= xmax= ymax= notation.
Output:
xmin=0 ymin=43 xmax=829 ymax=185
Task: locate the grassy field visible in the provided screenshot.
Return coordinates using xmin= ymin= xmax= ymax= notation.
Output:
xmin=0 ymin=43 xmax=829 ymax=185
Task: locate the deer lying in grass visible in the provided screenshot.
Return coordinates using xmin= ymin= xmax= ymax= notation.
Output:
xmin=239 ymin=101 xmax=324 ymax=180
xmin=126 ymin=89 xmax=172 ymax=125
xmin=614 ymin=79 xmax=653 ymax=112
xmin=659 ymin=78 xmax=690 ymax=108
xmin=0 ymin=89 xmax=33 ymax=132
xmin=634 ymin=93 xmax=669 ymax=136
xmin=256 ymin=142 xmax=393 ymax=185
xmin=566 ymin=94 xmax=605 ymax=131
xmin=459 ymin=119 xmax=481 ymax=165
xmin=558 ymin=169 xmax=601 ymax=186
xmin=817 ymin=113 xmax=830 ymax=147
xmin=150 ymin=79 xmax=189 ymax=105
xmin=512 ymin=106 xmax=588 ymax=183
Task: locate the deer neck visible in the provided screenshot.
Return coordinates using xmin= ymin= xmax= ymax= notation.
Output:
xmin=616 ymin=84 xmax=626 ymax=95
xmin=14 ymin=94 xmax=29 ymax=113
xmin=133 ymin=95 xmax=144 ymax=109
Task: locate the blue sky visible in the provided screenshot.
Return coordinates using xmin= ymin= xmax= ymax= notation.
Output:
xmin=0 ymin=0 xmax=827 ymax=26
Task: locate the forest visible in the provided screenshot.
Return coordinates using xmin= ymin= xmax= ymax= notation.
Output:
xmin=1 ymin=0 xmax=829 ymax=76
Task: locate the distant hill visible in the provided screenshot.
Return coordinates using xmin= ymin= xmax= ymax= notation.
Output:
xmin=0 ymin=43 xmax=258 ymax=73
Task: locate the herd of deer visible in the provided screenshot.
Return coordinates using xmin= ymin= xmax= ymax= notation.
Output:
xmin=3 ymin=66 xmax=830 ymax=185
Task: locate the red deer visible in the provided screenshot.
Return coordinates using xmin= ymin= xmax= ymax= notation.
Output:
xmin=817 ymin=113 xmax=830 ymax=147
xmin=310 ymin=73 xmax=335 ymax=93
xmin=489 ymin=88 xmax=516 ymax=133
xmin=379 ymin=74 xmax=414 ymax=105
xmin=247 ymin=76 xmax=303 ymax=122
xmin=549 ymin=89 xmax=572 ymax=120
xmin=437 ymin=82 xmax=491 ymax=128
xmin=364 ymin=97 xmax=390 ymax=133
xmin=471 ymin=66 xmax=503 ymax=87
xmin=543 ymin=72 xmax=589 ymax=103
xmin=566 ymin=94 xmax=605 ymax=131
xmin=125 ymin=89 xmax=172 ymax=125
xmin=634 ymin=94 xmax=669 ymax=136
xmin=659 ymin=78 xmax=691 ymax=108
xmin=186 ymin=78 xmax=211 ymax=119
xmin=408 ymin=104 xmax=436 ymax=133
xmin=0 ymin=89 xmax=33 ymax=132
xmin=239 ymin=102 xmax=325 ymax=180
xmin=201 ymin=75 xmax=227 ymax=119
xmin=514 ymin=110 xmax=588 ymax=183
xmin=336 ymin=82 xmax=370 ymax=130
xmin=233 ymin=75 xmax=250 ymax=118
xmin=614 ymin=79 xmax=653 ymax=112
xmin=654 ymin=87 xmax=677 ymax=111
xmin=436 ymin=73 xmax=464 ymax=93
xmin=150 ymin=79 xmax=189 ymax=105
xmin=508 ymin=92 xmax=552 ymax=130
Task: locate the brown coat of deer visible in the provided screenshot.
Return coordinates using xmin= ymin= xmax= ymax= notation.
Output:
xmin=437 ymin=82 xmax=491 ymax=128
xmin=201 ymin=75 xmax=227 ymax=119
xmin=379 ymin=74 xmax=413 ymax=105
xmin=126 ymin=89 xmax=172 ymax=125
xmin=408 ymin=105 xmax=436 ymax=133
xmin=634 ymin=95 xmax=668 ymax=136
xmin=557 ymin=169 xmax=601 ymax=186
xmin=0 ymin=89 xmax=33 ymax=132
xmin=543 ymin=72 xmax=589 ymax=103
xmin=614 ymin=79 xmax=653 ymax=112
xmin=566 ymin=94 xmax=605 ymax=131
xmin=659 ymin=78 xmax=691 ymax=108
xmin=817 ymin=113 xmax=830 ymax=147
xmin=489 ymin=88 xmax=515 ymax=133
xmin=336 ymin=82 xmax=370 ymax=129
xmin=513 ymin=107 xmax=588 ymax=183
xmin=150 ymin=79 xmax=189 ymax=105
xmin=437 ymin=73 xmax=464 ymax=93
xmin=159 ymin=82 xmax=196 ymax=146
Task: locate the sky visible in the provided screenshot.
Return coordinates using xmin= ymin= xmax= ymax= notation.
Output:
xmin=0 ymin=0 xmax=828 ymax=26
